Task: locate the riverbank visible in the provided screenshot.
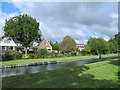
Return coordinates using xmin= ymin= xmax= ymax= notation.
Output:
xmin=2 ymin=58 xmax=119 ymax=88
xmin=1 ymin=53 xmax=118 ymax=66
xmin=1 ymin=54 xmax=119 ymax=68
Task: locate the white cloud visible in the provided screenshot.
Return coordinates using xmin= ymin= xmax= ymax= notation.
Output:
xmin=1 ymin=2 xmax=118 ymax=44
xmin=0 ymin=10 xmax=20 ymax=36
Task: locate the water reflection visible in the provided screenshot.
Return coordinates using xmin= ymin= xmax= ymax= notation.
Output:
xmin=2 ymin=57 xmax=117 ymax=77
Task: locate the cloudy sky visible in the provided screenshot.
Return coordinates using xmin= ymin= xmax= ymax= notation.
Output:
xmin=0 ymin=0 xmax=118 ymax=44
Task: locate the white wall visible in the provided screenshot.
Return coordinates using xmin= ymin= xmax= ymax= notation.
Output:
xmin=46 ymin=47 xmax=52 ymax=50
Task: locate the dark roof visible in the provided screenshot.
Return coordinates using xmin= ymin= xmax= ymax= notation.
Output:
xmin=0 ymin=36 xmax=4 ymax=41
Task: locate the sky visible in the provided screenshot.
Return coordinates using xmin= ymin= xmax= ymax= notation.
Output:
xmin=0 ymin=0 xmax=118 ymax=44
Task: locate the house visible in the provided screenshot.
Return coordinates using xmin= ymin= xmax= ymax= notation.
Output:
xmin=29 ymin=39 xmax=52 ymax=53
xmin=77 ymin=44 xmax=85 ymax=51
xmin=15 ymin=41 xmax=23 ymax=47
xmin=0 ymin=36 xmax=17 ymax=54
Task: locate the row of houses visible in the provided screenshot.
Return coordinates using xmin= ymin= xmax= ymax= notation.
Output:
xmin=0 ymin=36 xmax=85 ymax=54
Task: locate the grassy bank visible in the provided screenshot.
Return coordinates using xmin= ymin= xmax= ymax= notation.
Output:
xmin=1 ymin=53 xmax=118 ymax=65
xmin=2 ymin=58 xmax=119 ymax=88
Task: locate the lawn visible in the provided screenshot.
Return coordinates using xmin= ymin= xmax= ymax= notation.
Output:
xmin=2 ymin=58 xmax=119 ymax=88
xmin=1 ymin=53 xmax=118 ymax=65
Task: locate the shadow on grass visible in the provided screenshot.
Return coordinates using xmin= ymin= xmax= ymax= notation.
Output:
xmin=108 ymin=58 xmax=120 ymax=88
xmin=109 ymin=58 xmax=120 ymax=66
xmin=2 ymin=65 xmax=119 ymax=88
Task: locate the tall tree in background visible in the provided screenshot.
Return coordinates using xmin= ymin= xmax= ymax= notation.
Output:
xmin=52 ymin=43 xmax=60 ymax=51
xmin=108 ymin=38 xmax=118 ymax=53
xmin=87 ymin=37 xmax=109 ymax=59
xmin=115 ymin=32 xmax=120 ymax=52
xmin=59 ymin=36 xmax=76 ymax=53
xmin=3 ymin=14 xmax=41 ymax=54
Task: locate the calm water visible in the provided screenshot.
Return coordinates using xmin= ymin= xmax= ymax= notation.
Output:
xmin=1 ymin=57 xmax=118 ymax=77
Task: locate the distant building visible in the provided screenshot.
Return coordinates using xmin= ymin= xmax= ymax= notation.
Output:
xmin=77 ymin=44 xmax=86 ymax=51
xmin=29 ymin=39 xmax=52 ymax=53
xmin=0 ymin=36 xmax=17 ymax=54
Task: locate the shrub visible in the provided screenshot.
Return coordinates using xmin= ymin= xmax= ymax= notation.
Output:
xmin=2 ymin=52 xmax=13 ymax=61
xmin=22 ymin=54 xmax=29 ymax=59
xmin=37 ymin=49 xmax=49 ymax=58
xmin=34 ymin=54 xmax=41 ymax=59
xmin=57 ymin=54 xmax=64 ymax=58
xmin=10 ymin=52 xmax=23 ymax=60
xmin=29 ymin=54 xmax=35 ymax=59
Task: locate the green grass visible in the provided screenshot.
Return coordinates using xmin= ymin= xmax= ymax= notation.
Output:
xmin=1 ymin=53 xmax=118 ymax=65
xmin=2 ymin=58 xmax=119 ymax=88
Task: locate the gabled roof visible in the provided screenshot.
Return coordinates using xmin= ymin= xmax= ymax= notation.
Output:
xmin=30 ymin=39 xmax=52 ymax=48
xmin=0 ymin=36 xmax=17 ymax=46
xmin=0 ymin=36 xmax=4 ymax=41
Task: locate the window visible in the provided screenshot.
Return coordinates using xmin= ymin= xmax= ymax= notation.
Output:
xmin=9 ymin=46 xmax=14 ymax=50
xmin=4 ymin=40 xmax=10 ymax=43
xmin=2 ymin=46 xmax=6 ymax=50
xmin=44 ymin=43 xmax=47 ymax=45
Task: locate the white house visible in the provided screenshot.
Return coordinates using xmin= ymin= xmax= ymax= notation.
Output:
xmin=0 ymin=36 xmax=17 ymax=54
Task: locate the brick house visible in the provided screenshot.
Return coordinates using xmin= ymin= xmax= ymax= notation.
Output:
xmin=77 ymin=44 xmax=86 ymax=51
xmin=0 ymin=36 xmax=17 ymax=54
xmin=29 ymin=39 xmax=52 ymax=53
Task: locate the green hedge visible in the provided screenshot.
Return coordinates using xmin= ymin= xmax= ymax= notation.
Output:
xmin=2 ymin=52 xmax=23 ymax=61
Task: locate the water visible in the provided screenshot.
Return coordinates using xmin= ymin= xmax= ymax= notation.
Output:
xmin=1 ymin=57 xmax=118 ymax=77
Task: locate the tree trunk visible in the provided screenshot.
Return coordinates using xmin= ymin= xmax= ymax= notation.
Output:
xmin=99 ymin=54 xmax=101 ymax=59
xmin=99 ymin=52 xmax=102 ymax=59
xmin=97 ymin=50 xmax=102 ymax=59
xmin=25 ymin=47 xmax=27 ymax=54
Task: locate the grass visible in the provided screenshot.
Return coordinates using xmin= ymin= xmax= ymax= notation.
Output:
xmin=2 ymin=58 xmax=119 ymax=88
xmin=1 ymin=53 xmax=118 ymax=65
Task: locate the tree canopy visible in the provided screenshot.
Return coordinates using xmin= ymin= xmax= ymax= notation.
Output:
xmin=115 ymin=32 xmax=120 ymax=52
xmin=59 ymin=36 xmax=76 ymax=53
xmin=86 ymin=37 xmax=109 ymax=59
xmin=108 ymin=38 xmax=118 ymax=53
xmin=3 ymin=14 xmax=41 ymax=47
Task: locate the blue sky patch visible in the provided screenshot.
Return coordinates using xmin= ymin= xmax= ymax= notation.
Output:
xmin=2 ymin=2 xmax=21 ymax=14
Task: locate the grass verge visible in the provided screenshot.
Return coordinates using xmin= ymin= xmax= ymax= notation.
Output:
xmin=1 ymin=53 xmax=118 ymax=65
xmin=2 ymin=58 xmax=119 ymax=88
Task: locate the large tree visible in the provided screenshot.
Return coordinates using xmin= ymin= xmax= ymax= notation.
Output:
xmin=115 ymin=32 xmax=120 ymax=52
xmin=87 ymin=37 xmax=109 ymax=59
xmin=3 ymin=14 xmax=41 ymax=54
xmin=108 ymin=38 xmax=118 ymax=53
xmin=59 ymin=36 xmax=76 ymax=53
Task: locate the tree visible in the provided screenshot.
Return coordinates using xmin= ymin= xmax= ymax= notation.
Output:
xmin=52 ymin=43 xmax=60 ymax=51
xmin=3 ymin=14 xmax=41 ymax=54
xmin=38 ymin=49 xmax=48 ymax=58
xmin=59 ymin=36 xmax=76 ymax=53
xmin=87 ymin=37 xmax=109 ymax=59
xmin=115 ymin=32 xmax=120 ymax=52
xmin=83 ymin=45 xmax=91 ymax=55
xmin=108 ymin=38 xmax=118 ymax=53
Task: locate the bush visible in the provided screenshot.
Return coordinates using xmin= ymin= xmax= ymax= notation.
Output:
xmin=2 ymin=52 xmax=13 ymax=61
xmin=57 ymin=54 xmax=64 ymax=58
xmin=37 ymin=49 xmax=49 ymax=58
xmin=22 ymin=54 xmax=29 ymax=59
xmin=29 ymin=54 xmax=35 ymax=59
xmin=10 ymin=52 xmax=23 ymax=60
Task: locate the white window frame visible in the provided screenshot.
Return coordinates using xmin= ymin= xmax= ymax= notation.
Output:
xmin=8 ymin=46 xmax=15 ymax=50
xmin=2 ymin=46 xmax=6 ymax=50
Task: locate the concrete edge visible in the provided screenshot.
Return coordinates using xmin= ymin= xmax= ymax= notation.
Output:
xmin=0 ymin=55 xmax=119 ymax=69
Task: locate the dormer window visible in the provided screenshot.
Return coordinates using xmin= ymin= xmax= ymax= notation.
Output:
xmin=44 ymin=43 xmax=47 ymax=45
xmin=4 ymin=40 xmax=10 ymax=43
